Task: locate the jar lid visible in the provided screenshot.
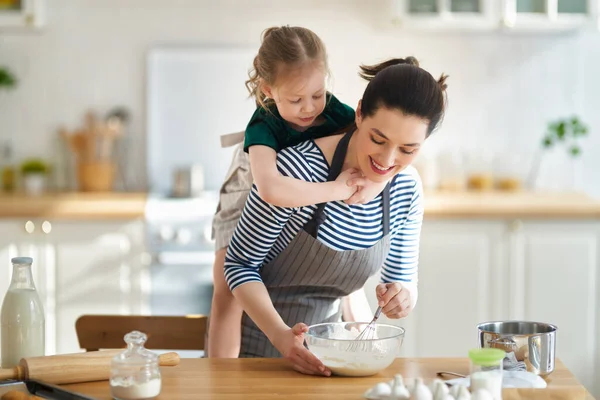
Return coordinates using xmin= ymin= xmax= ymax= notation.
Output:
xmin=468 ymin=348 xmax=505 ymax=366
xmin=11 ymin=257 xmax=33 ymax=265
xmin=112 ymin=331 xmax=159 ymax=366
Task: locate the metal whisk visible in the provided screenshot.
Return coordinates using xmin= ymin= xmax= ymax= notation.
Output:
xmin=347 ymin=306 xmax=382 ymax=352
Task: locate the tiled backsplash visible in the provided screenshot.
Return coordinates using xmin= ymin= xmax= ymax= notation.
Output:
xmin=0 ymin=0 xmax=598 ymax=194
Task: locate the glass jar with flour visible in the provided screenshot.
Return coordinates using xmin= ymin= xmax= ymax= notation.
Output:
xmin=469 ymin=348 xmax=505 ymax=400
xmin=110 ymin=331 xmax=162 ymax=400
xmin=1 ymin=256 xmax=46 ymax=368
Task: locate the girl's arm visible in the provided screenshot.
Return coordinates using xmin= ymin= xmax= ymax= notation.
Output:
xmin=249 ymin=145 xmax=358 ymax=207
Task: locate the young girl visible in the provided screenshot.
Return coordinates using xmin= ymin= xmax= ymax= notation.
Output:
xmin=208 ymin=26 xmax=383 ymax=357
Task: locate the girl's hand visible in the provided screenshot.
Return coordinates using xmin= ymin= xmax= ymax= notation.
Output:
xmin=334 ymin=168 xmax=362 ymax=200
xmin=345 ymin=177 xmax=387 ymax=205
xmin=271 ymin=323 xmax=331 ymax=376
xmin=376 ymin=283 xmax=412 ymax=319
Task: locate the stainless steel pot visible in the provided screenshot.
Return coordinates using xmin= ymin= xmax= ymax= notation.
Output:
xmin=477 ymin=320 xmax=557 ymax=377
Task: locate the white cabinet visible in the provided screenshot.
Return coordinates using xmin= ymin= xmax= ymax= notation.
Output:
xmin=392 ymin=0 xmax=498 ymax=30
xmin=364 ymin=220 xmax=509 ymax=357
xmin=50 ymin=221 xmax=146 ymax=354
xmin=503 ymin=0 xmax=599 ymax=31
xmin=0 ymin=219 xmax=145 ymax=356
xmin=391 ymin=0 xmax=599 ymax=31
xmin=511 ymin=221 xmax=599 ymax=394
xmin=366 ymin=218 xmax=600 ymax=396
xmin=0 ymin=0 xmax=45 ymax=30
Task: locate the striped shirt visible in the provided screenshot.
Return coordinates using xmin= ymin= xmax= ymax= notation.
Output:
xmin=224 ymin=139 xmax=423 ymax=293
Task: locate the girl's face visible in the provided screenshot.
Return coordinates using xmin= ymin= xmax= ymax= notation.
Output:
xmin=262 ymin=63 xmax=327 ymax=132
xmin=354 ymin=101 xmax=428 ymax=183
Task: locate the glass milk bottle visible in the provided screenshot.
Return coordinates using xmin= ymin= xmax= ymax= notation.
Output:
xmin=1 ymin=257 xmax=46 ymax=368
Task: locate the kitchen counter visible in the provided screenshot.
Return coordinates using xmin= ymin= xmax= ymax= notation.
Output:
xmin=423 ymin=190 xmax=600 ymax=219
xmin=0 ymin=190 xmax=599 ymax=220
xmin=61 ymin=358 xmax=594 ymax=400
xmin=0 ymin=192 xmax=147 ymax=219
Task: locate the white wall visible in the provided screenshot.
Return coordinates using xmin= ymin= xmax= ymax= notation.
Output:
xmin=0 ymin=0 xmax=599 ymax=194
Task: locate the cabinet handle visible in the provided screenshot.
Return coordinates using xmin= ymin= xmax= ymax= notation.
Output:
xmin=509 ymin=219 xmax=523 ymax=232
xmin=25 ymin=220 xmax=35 ymax=234
xmin=42 ymin=221 xmax=52 ymax=234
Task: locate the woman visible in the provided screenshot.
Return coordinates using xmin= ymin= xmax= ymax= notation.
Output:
xmin=224 ymin=56 xmax=448 ymax=375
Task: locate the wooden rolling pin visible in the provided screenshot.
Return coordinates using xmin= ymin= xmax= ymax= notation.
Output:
xmin=0 ymin=350 xmax=179 ymax=385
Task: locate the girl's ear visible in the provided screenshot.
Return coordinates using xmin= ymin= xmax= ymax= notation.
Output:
xmin=261 ymin=79 xmax=274 ymax=99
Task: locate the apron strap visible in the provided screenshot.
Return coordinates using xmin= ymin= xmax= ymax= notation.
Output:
xmin=220 ymin=131 xmax=246 ymax=148
xmin=382 ymin=181 xmax=390 ymax=236
xmin=304 ymin=131 xmax=353 ymax=238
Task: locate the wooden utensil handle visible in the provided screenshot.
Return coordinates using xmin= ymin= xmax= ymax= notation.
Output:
xmin=0 ymin=366 xmax=20 ymax=381
xmin=0 ymin=351 xmax=180 ymax=385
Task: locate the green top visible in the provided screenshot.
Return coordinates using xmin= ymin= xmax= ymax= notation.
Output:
xmin=468 ymin=348 xmax=506 ymax=366
xmin=243 ymin=93 xmax=355 ymax=153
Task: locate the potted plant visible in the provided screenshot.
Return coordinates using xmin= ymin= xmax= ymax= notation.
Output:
xmin=0 ymin=67 xmax=18 ymax=192
xmin=0 ymin=66 xmax=17 ymax=91
xmin=20 ymin=158 xmax=49 ymax=196
xmin=527 ymin=116 xmax=589 ymax=191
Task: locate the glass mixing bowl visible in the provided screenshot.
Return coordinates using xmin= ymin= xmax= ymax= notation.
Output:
xmin=305 ymin=322 xmax=405 ymax=377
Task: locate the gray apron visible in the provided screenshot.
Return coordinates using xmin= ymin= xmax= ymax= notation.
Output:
xmin=239 ymin=130 xmax=392 ymax=358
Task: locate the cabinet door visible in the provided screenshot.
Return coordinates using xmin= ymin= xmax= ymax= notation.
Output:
xmin=0 ymin=222 xmax=19 ymax=307
xmin=512 ymin=221 xmax=599 ymax=394
xmin=392 ymin=0 xmax=497 ymax=30
xmin=505 ymin=0 xmax=594 ymax=31
xmin=50 ymin=220 xmax=145 ymax=354
xmin=365 ymin=220 xmax=507 ymax=357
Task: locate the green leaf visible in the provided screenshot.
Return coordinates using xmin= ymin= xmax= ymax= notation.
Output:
xmin=548 ymin=122 xmax=559 ymax=131
xmin=0 ymin=67 xmax=17 ymax=89
xmin=542 ymin=137 xmax=553 ymax=147
xmin=570 ymin=146 xmax=581 ymax=156
xmin=556 ymin=122 xmax=566 ymax=140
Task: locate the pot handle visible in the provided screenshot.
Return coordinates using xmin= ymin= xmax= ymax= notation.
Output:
xmin=487 ymin=337 xmax=518 ymax=350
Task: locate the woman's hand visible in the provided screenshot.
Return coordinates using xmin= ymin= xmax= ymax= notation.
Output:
xmin=376 ymin=283 xmax=412 ymax=319
xmin=270 ymin=323 xmax=331 ymax=377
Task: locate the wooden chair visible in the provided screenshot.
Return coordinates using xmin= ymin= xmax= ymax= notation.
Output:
xmin=75 ymin=314 xmax=208 ymax=352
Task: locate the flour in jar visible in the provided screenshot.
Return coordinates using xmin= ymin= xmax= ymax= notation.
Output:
xmin=110 ymin=378 xmax=161 ymax=400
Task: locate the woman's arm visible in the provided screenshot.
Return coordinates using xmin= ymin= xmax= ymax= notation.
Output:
xmin=377 ymin=173 xmax=424 ymax=318
xmin=224 ymin=149 xmax=330 ymax=375
xmin=249 ymin=145 xmax=359 ymax=207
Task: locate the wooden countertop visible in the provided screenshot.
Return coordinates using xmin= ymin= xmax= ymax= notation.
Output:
xmin=423 ymin=190 xmax=600 ymax=219
xmin=0 ymin=190 xmax=599 ymax=220
xmin=0 ymin=192 xmax=147 ymax=220
xmin=61 ymin=358 xmax=594 ymax=400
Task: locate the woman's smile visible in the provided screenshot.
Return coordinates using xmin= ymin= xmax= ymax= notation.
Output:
xmin=369 ymin=156 xmax=395 ymax=175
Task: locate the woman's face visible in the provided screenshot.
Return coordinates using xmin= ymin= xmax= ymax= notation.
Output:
xmin=354 ymin=101 xmax=428 ymax=183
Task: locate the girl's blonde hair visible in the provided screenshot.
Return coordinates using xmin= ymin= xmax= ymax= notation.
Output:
xmin=245 ymin=26 xmax=329 ymax=109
